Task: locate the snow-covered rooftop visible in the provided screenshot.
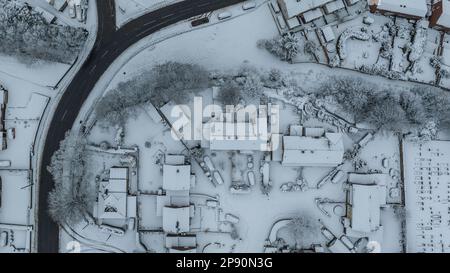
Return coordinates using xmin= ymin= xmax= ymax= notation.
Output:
xmin=97 ymin=192 xmax=127 ymax=219
xmin=437 ymin=0 xmax=450 ymax=28
xmin=278 ymin=0 xmax=334 ymax=19
xmin=302 ymin=8 xmax=323 ymax=22
xmin=206 ymin=121 xmax=268 ymax=151
xmin=371 ymin=0 xmax=428 ymax=18
xmin=163 ymin=164 xmax=191 ymax=191
xmin=350 ymin=184 xmax=384 ymax=233
xmin=281 ymin=133 xmax=344 ymax=167
xmin=109 ymin=167 xmax=128 ymax=180
xmin=163 ymin=207 xmax=190 ymax=233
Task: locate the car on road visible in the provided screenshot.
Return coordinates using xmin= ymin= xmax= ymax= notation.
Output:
xmin=217 ymin=11 xmax=232 ymax=20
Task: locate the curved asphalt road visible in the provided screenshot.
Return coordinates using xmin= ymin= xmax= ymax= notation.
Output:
xmin=37 ymin=0 xmax=246 ymax=253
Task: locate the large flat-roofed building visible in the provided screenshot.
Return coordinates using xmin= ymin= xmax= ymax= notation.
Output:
xmin=281 ymin=126 xmax=344 ymax=167
xmin=430 ymin=0 xmax=450 ymax=31
xmin=344 ymin=173 xmax=387 ymax=246
xmin=368 ymin=0 xmax=428 ymax=19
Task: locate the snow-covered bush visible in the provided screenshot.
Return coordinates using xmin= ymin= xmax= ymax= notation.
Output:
xmin=379 ymin=40 xmax=393 ymax=59
xmin=337 ymin=28 xmax=370 ymax=60
xmin=408 ymin=20 xmax=428 ymax=63
xmin=257 ymin=32 xmax=299 ymax=62
xmin=359 ymin=64 xmax=402 ymax=80
xmin=303 ymin=40 xmax=319 ymax=59
xmin=0 ymin=0 xmax=88 ymax=63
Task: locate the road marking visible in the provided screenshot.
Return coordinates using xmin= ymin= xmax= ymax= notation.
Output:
xmin=197 ymin=2 xmax=210 ymax=8
xmin=61 ymin=110 xmax=68 ymax=121
xmin=162 ymin=13 xmax=175 ymax=19
xmin=144 ymin=20 xmax=156 ymax=26
xmin=101 ymin=50 xmax=109 ymax=58
xmin=89 ymin=64 xmax=97 ymax=74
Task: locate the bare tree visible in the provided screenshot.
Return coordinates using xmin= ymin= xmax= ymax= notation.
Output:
xmin=217 ymin=80 xmax=241 ymax=106
xmin=47 ymin=132 xmax=95 ymax=225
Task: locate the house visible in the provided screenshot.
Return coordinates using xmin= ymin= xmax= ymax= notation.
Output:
xmin=277 ymin=0 xmax=334 ymax=20
xmin=163 ymin=164 xmax=191 ymax=192
xmin=345 ymin=173 xmax=387 ymax=235
xmin=202 ymin=104 xmax=273 ymax=151
xmin=430 ymin=0 xmax=450 ymax=31
xmin=368 ymin=0 xmax=428 ymax=19
xmin=165 ymin=234 xmax=197 ymax=253
xmin=158 ymin=155 xmax=196 ymax=251
xmin=203 ymin=121 xmax=269 ymax=151
xmin=281 ymin=126 xmax=344 ymax=167
xmin=324 ymin=0 xmax=346 ymax=14
xmin=94 ymin=167 xmax=133 ymax=221
xmin=163 ymin=207 xmax=191 ymax=233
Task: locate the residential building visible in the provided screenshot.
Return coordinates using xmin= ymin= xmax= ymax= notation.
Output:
xmin=344 ymin=173 xmax=387 ymax=237
xmin=94 ymin=167 xmax=136 ymax=221
xmin=368 ymin=0 xmax=428 ymax=19
xmin=430 ymin=0 xmax=450 ymax=31
xmin=277 ymin=0 xmax=334 ymax=20
xmin=281 ymin=126 xmax=344 ymax=167
xmin=158 ymin=155 xmax=197 ymax=252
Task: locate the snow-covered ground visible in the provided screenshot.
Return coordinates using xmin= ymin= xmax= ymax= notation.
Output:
xmin=57 ymin=1 xmax=450 ymax=253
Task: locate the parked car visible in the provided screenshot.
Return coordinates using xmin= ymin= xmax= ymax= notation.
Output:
xmin=217 ymin=11 xmax=232 ymax=20
xmin=0 ymin=231 xmax=8 ymax=247
xmin=191 ymin=17 xmax=209 ymax=27
xmin=321 ymin=227 xmax=335 ymax=241
xmin=68 ymin=3 xmax=76 ymax=18
xmin=242 ymin=1 xmax=256 ymax=10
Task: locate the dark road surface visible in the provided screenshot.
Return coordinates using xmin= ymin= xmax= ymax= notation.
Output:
xmin=37 ymin=0 xmax=246 ymax=253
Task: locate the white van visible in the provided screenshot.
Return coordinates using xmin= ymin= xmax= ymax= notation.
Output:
xmin=217 ymin=11 xmax=232 ymax=20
